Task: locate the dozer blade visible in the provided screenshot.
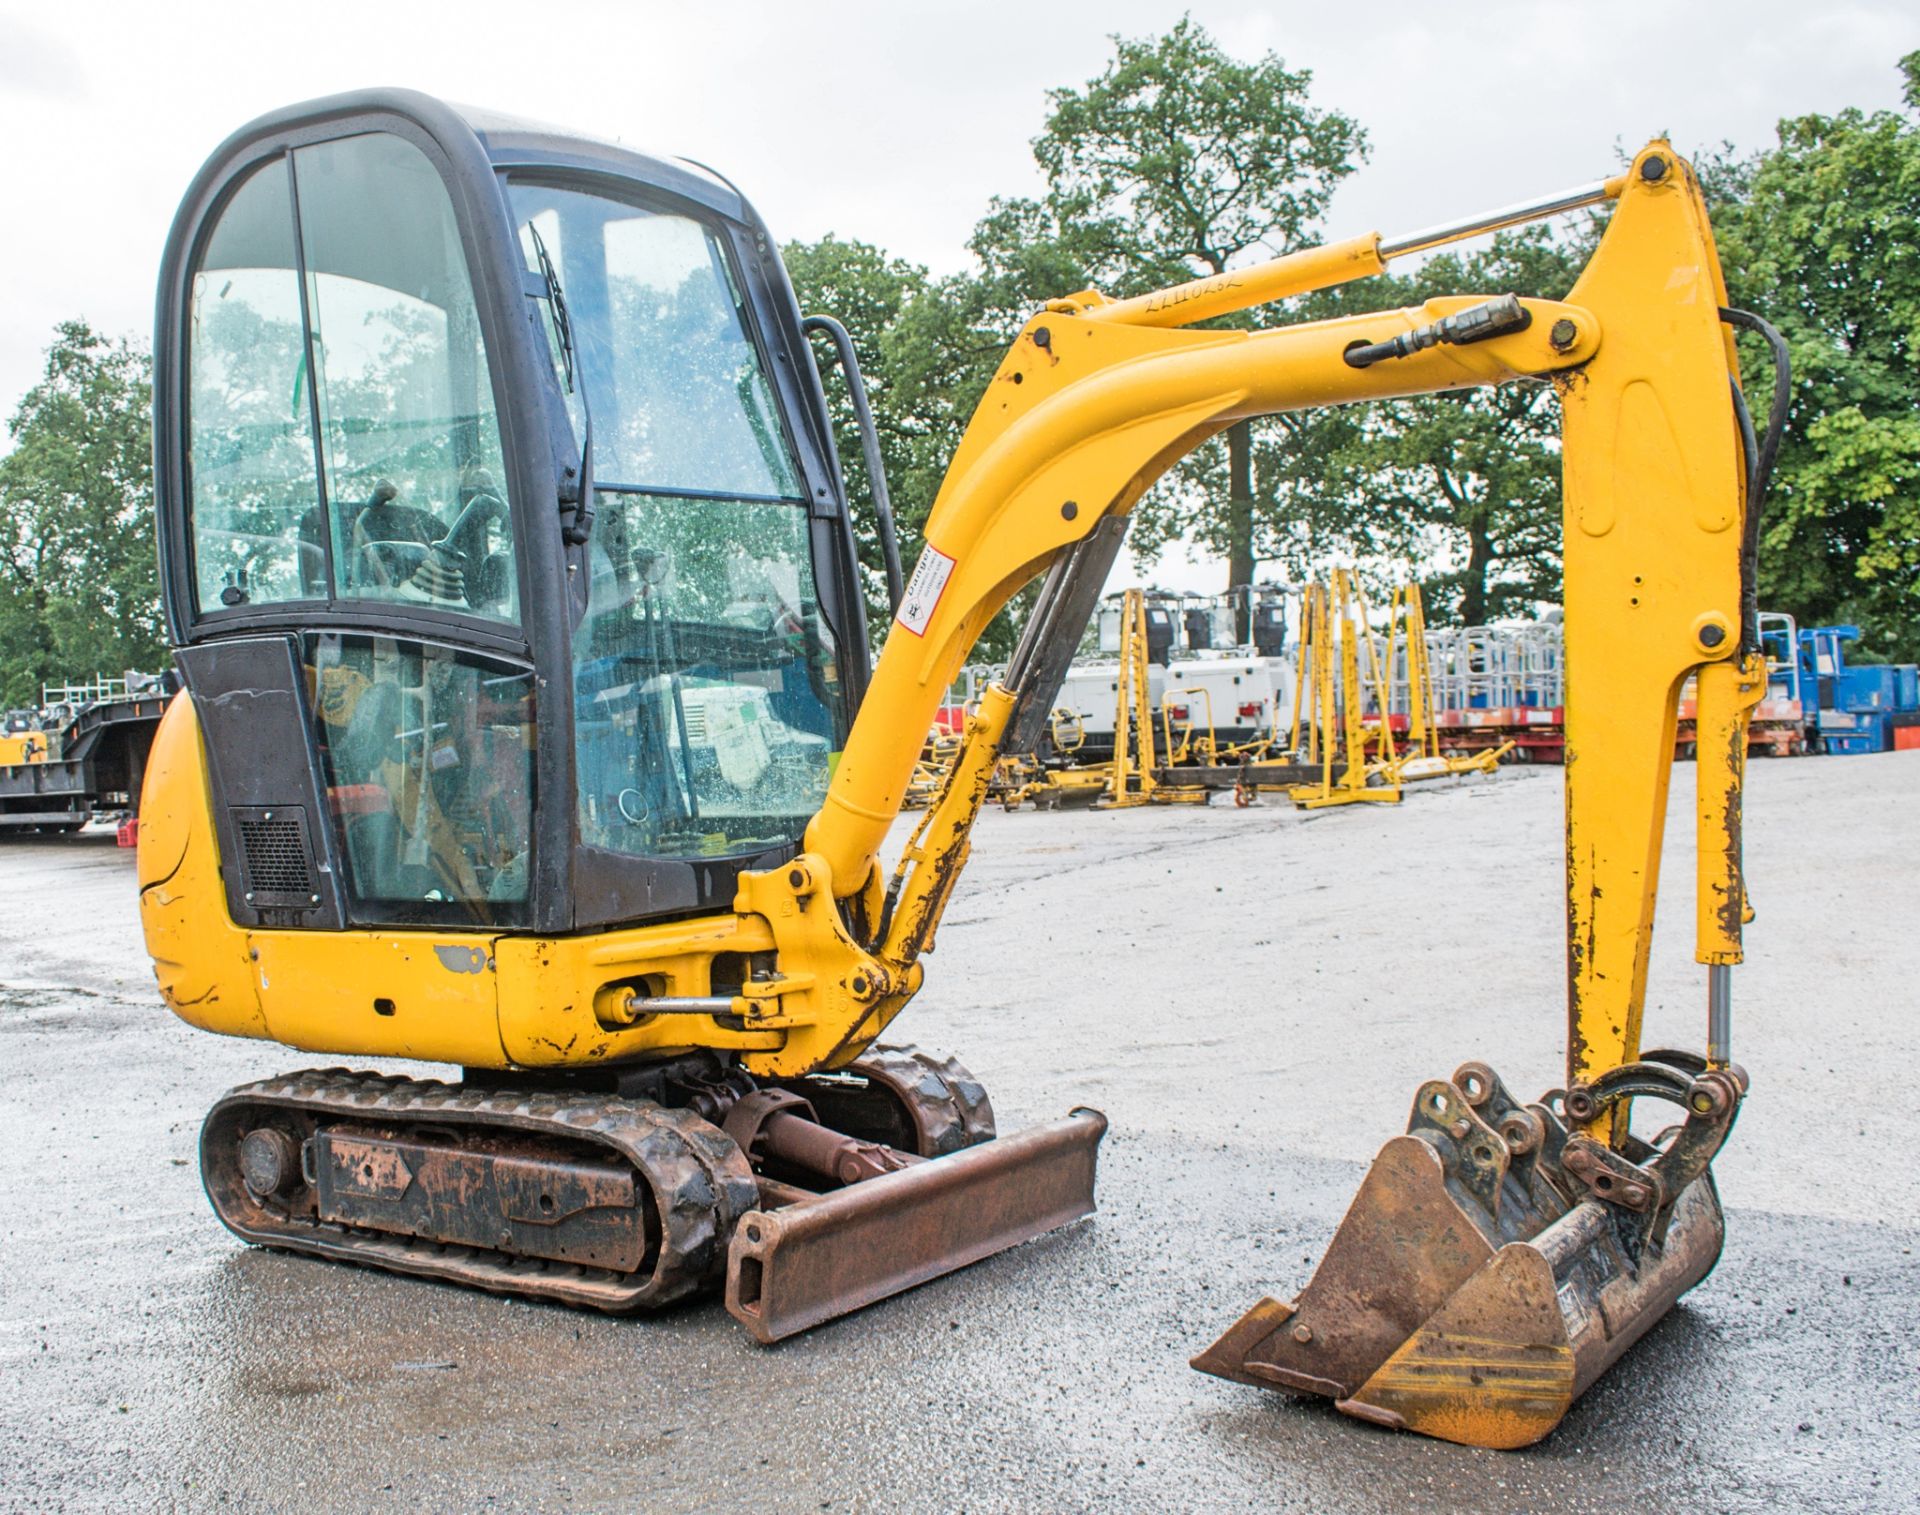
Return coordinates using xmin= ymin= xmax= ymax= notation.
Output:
xmin=726 ymin=1107 xmax=1106 ymax=1342
xmin=1194 ymin=1059 xmax=1741 ymax=1449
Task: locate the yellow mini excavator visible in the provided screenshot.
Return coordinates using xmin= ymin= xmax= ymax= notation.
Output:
xmin=142 ymin=91 xmax=1781 ymax=1446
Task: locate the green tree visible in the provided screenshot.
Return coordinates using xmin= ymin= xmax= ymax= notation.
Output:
xmin=0 ymin=321 xmax=163 ymax=707
xmin=976 ymin=17 xmax=1368 ymax=619
xmin=1716 ymin=51 xmax=1920 ymax=660
xmin=1161 ymin=228 xmax=1586 ymax=623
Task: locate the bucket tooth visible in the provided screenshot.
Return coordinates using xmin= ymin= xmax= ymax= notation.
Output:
xmin=1188 ymin=1296 xmax=1323 ymax=1392
xmin=1192 ymin=1135 xmax=1497 ymax=1397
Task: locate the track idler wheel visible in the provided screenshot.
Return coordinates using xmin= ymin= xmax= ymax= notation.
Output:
xmin=775 ymin=1043 xmax=996 ymax=1157
xmin=1193 ymin=1056 xmax=1746 ymax=1449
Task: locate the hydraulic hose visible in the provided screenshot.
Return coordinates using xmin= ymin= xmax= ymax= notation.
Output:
xmin=1728 ymin=381 xmax=1760 ymax=652
xmin=1718 ymin=307 xmax=1792 ymax=656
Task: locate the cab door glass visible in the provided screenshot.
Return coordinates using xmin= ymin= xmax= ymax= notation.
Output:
xmin=294 ymin=134 xmax=519 ymax=624
xmin=573 ymin=495 xmax=842 ymax=858
xmin=504 ymin=180 xmax=845 ymax=862
xmin=308 ymin=633 xmax=534 ymax=926
xmin=599 ymin=209 xmax=800 ymax=495
xmin=186 ymin=159 xmax=325 ymax=610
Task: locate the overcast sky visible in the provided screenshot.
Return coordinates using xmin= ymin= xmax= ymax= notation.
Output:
xmin=2 ymin=0 xmax=1914 ymax=588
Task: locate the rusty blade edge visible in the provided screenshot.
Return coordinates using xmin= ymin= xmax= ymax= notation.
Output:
xmin=725 ymin=1107 xmax=1108 ymax=1344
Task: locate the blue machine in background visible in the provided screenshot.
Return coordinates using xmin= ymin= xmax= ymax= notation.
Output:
xmin=1795 ymin=623 xmax=1920 ymax=754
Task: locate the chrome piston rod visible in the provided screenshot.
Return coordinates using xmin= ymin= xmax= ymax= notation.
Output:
xmin=1708 ymin=963 xmax=1733 ymax=1065
xmin=1380 ymin=177 xmax=1617 ymax=261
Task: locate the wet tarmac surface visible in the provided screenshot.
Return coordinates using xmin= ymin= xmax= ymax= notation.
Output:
xmin=2 ymin=756 xmax=1915 ymax=1511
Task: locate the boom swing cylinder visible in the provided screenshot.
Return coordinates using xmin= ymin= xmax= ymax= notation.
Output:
xmin=142 ymin=92 xmax=1770 ymax=1429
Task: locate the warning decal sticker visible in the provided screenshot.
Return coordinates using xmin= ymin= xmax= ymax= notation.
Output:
xmin=895 ymin=544 xmax=956 ymax=637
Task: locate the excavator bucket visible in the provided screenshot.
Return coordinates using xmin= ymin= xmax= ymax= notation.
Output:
xmin=1194 ymin=1058 xmax=1744 ymax=1448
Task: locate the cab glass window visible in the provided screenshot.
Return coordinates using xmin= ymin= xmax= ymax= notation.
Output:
xmin=183 ymin=135 xmax=519 ymax=624
xmin=296 ymin=134 xmax=519 ymax=623
xmin=186 ymin=159 xmax=324 ymax=610
xmin=572 ymin=495 xmax=843 ymax=859
xmin=307 ymin=633 xmax=534 ymax=926
xmin=506 ymin=182 xmax=800 ymax=496
xmin=506 ymin=178 xmax=842 ymax=863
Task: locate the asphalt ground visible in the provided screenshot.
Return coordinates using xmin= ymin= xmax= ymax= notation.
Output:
xmin=2 ymin=753 xmax=1915 ymax=1512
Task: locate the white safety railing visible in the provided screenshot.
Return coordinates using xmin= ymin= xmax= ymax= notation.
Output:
xmin=39 ymin=671 xmax=167 ymax=710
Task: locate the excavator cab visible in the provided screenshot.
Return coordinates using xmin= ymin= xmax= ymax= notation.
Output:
xmin=153 ymin=93 xmax=875 ymax=939
xmin=145 ymin=91 xmax=1107 ymax=1338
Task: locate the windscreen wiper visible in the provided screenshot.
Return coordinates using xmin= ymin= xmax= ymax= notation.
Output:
xmin=525 ymin=221 xmax=595 ymax=548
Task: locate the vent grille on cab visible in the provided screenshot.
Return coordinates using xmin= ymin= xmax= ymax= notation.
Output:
xmin=231 ymin=806 xmax=316 ymax=905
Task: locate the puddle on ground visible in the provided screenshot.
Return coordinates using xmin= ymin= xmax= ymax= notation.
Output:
xmin=0 ymin=981 xmax=124 ymax=1033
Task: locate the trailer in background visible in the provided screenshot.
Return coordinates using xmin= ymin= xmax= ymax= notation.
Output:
xmin=0 ymin=675 xmax=174 ymax=835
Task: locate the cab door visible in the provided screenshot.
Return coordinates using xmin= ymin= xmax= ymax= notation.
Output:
xmin=159 ymin=121 xmax=551 ymax=934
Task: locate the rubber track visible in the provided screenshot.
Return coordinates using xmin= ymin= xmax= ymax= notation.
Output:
xmin=201 ymin=1069 xmax=758 ymax=1313
xmin=848 ymin=1044 xmax=997 ymax=1155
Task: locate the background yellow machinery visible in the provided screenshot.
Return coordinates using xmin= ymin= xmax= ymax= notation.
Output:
xmin=1289 ymin=571 xmax=1404 ymax=810
xmin=997 ymin=586 xmax=1212 ymax=809
xmin=1386 ymin=583 xmax=1514 ymax=781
